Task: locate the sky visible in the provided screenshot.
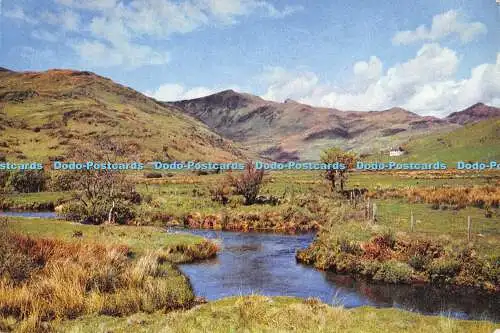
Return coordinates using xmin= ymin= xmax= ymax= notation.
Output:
xmin=0 ymin=0 xmax=499 ymax=117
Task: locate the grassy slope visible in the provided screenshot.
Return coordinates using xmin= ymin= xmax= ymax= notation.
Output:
xmin=56 ymin=296 xmax=496 ymax=333
xmin=0 ymin=69 xmax=250 ymax=162
xmin=367 ymin=119 xmax=500 ymax=164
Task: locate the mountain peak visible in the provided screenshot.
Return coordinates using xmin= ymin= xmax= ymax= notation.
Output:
xmin=446 ymin=103 xmax=500 ymax=125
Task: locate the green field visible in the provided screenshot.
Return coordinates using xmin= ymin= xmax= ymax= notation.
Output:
xmin=366 ymin=119 xmax=500 ymax=164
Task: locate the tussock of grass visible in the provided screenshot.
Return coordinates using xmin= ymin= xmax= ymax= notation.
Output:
xmin=0 ymin=232 xmax=196 ymax=332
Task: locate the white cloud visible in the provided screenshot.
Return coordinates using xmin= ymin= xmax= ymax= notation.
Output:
xmin=392 ymin=10 xmax=487 ymax=45
xmin=259 ymin=45 xmax=500 ymax=116
xmin=31 ymin=30 xmax=58 ymax=42
xmin=4 ymin=5 xmax=37 ymax=24
xmin=145 ymin=83 xmax=216 ymax=101
xmin=55 ymin=0 xmax=117 ymax=11
xmin=37 ymin=0 xmax=300 ymax=68
xmin=261 ymin=67 xmax=320 ymax=102
xmin=353 ymin=56 xmax=383 ymax=91
xmin=71 ymin=40 xmax=170 ymax=68
xmin=41 ymin=9 xmax=81 ymax=31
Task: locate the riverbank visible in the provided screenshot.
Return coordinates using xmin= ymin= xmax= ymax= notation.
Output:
xmin=55 ymin=295 xmax=496 ymax=333
xmin=296 ymin=215 xmax=500 ymax=293
xmin=0 ymin=217 xmax=218 ymax=332
xmin=2 ymin=218 xmax=498 ymax=332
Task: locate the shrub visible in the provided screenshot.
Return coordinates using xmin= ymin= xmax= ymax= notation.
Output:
xmin=143 ymin=193 xmax=153 ymax=204
xmin=61 ymin=200 xmax=135 ymax=225
xmin=360 ymin=260 xmax=380 ymax=277
xmin=337 ymin=238 xmax=362 ymax=255
xmin=373 ymin=260 xmax=413 ymax=283
xmin=7 ymin=170 xmax=47 ymax=193
xmin=112 ymin=202 xmax=136 ymax=225
xmin=48 ymin=171 xmax=81 ymax=191
xmin=210 ymin=182 xmax=231 ymax=205
xmin=0 ymin=172 xmax=9 ymax=189
xmin=227 ymin=161 xmax=264 ymax=205
xmin=60 ymin=201 xmax=87 ymax=222
xmin=373 ymin=230 xmax=396 ymax=249
xmin=334 ymin=253 xmax=362 ymax=273
xmin=427 ymin=258 xmax=461 ymax=283
xmin=408 ymin=254 xmax=429 ymax=271
xmin=0 ymin=234 xmax=39 ymax=283
xmin=144 ymin=172 xmax=162 ymax=179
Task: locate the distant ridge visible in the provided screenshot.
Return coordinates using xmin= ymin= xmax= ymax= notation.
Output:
xmin=168 ymin=91 xmax=500 ymax=160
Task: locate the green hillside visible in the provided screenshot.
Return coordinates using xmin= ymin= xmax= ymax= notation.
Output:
xmin=0 ymin=69 xmax=250 ymax=163
xmin=365 ymin=119 xmax=500 ymax=164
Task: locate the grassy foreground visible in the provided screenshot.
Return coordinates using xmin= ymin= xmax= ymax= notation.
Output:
xmin=56 ymin=295 xmax=496 ymax=333
xmin=0 ymin=218 xmax=218 ymax=332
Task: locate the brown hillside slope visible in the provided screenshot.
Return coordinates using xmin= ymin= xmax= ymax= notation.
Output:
xmin=0 ymin=69 xmax=251 ymax=162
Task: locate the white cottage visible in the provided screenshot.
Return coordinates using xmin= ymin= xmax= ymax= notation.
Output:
xmin=389 ymin=147 xmax=406 ymax=157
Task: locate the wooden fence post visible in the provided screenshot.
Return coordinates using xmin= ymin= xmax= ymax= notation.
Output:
xmin=372 ymin=203 xmax=377 ymax=223
xmin=467 ymin=216 xmax=472 ymax=242
xmin=410 ymin=210 xmax=414 ymax=232
xmin=365 ymin=199 xmax=370 ymax=221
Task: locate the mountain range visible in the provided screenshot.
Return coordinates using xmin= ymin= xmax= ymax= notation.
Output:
xmin=0 ymin=68 xmax=498 ymax=163
xmin=169 ymin=90 xmax=500 ymax=161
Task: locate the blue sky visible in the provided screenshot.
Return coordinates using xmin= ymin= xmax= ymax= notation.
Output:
xmin=1 ymin=0 xmax=499 ymax=116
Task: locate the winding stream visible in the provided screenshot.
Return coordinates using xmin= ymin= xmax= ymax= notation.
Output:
xmin=4 ymin=211 xmax=499 ymax=321
xmin=178 ymin=229 xmax=500 ymax=321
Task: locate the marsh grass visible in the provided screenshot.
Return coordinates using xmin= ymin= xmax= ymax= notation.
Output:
xmin=369 ymin=185 xmax=500 ymax=210
xmin=0 ymin=232 xmax=197 ymax=332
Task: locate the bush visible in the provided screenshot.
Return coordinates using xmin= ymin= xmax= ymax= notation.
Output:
xmin=0 ymin=234 xmax=39 ymax=283
xmin=210 ymin=182 xmax=231 ymax=205
xmin=7 ymin=170 xmax=47 ymax=193
xmin=427 ymin=258 xmax=461 ymax=283
xmin=61 ymin=200 xmax=135 ymax=225
xmin=228 ymin=162 xmax=264 ymax=205
xmin=48 ymin=171 xmax=81 ymax=191
xmin=60 ymin=201 xmax=87 ymax=222
xmin=408 ymin=254 xmax=429 ymax=271
xmin=112 ymin=202 xmax=136 ymax=225
xmin=373 ymin=230 xmax=396 ymax=249
xmin=334 ymin=253 xmax=362 ymax=273
xmin=337 ymin=238 xmax=362 ymax=255
xmin=0 ymin=171 xmax=9 ymax=189
xmin=373 ymin=260 xmax=413 ymax=283
xmin=144 ymin=172 xmax=162 ymax=179
xmin=143 ymin=193 xmax=153 ymax=204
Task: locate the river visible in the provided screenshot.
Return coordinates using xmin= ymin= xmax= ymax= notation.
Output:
xmin=178 ymin=229 xmax=500 ymax=321
xmin=3 ymin=211 xmax=499 ymax=321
